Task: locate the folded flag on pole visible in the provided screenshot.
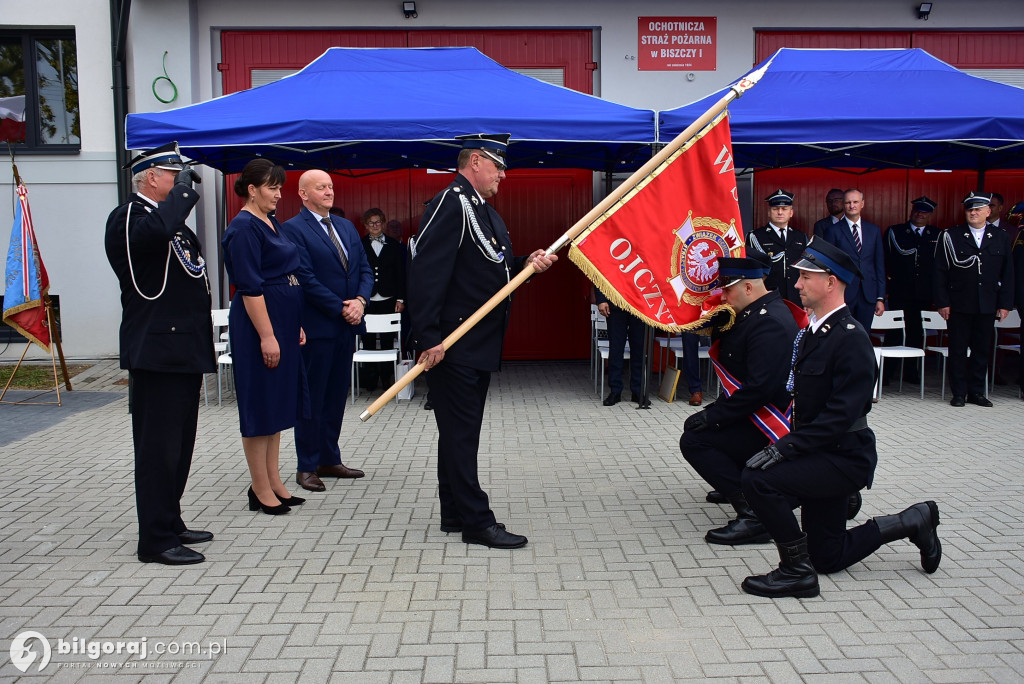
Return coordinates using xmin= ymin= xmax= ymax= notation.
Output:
xmin=3 ymin=183 xmax=51 ymax=351
xmin=569 ymin=111 xmax=744 ymax=331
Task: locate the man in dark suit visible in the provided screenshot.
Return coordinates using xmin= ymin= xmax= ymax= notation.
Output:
xmin=934 ymin=191 xmax=1014 ymax=407
xmin=815 ymin=188 xmax=886 ymax=332
xmin=358 ymin=208 xmax=406 ymax=390
xmin=408 ymin=134 xmax=556 ymax=549
xmin=745 ymin=189 xmax=807 ymax=305
xmin=883 ymin=196 xmax=941 ymax=383
xmin=594 ymin=288 xmax=645 ymax=407
xmin=812 ymin=188 xmax=845 ymax=237
xmin=680 ymin=257 xmax=800 ymax=546
xmin=104 ymin=142 xmax=215 ymax=565
xmin=280 ymin=170 xmax=373 ymax=492
xmin=740 ymin=238 xmax=941 ymax=599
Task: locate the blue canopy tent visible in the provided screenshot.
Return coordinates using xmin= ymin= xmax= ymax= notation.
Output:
xmin=660 ymin=48 xmax=1024 ymax=172
xmin=125 ymin=47 xmax=657 ymax=173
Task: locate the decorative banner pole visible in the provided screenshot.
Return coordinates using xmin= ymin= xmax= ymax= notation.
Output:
xmin=360 ymin=61 xmax=770 ymax=421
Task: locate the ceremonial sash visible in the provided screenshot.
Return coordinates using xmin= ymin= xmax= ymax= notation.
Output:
xmin=708 ymin=343 xmax=793 ymax=443
xmin=707 ymin=299 xmax=809 ymax=443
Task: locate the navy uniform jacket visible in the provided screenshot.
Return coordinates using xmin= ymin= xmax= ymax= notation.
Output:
xmin=408 ymin=173 xmax=526 ymax=372
xmin=104 ymin=187 xmax=216 ymax=374
xmin=933 ymin=223 xmax=1014 ymax=314
xmin=703 ymin=290 xmax=799 ymax=429
xmin=774 ymin=307 xmax=877 ymax=488
xmin=280 ymin=207 xmax=373 ymax=339
xmin=361 ymin=234 xmax=406 ymax=301
xmin=883 ymin=222 xmax=940 ymax=306
xmin=817 ymin=217 xmax=886 ymax=307
xmin=745 ymin=225 xmax=807 ymax=302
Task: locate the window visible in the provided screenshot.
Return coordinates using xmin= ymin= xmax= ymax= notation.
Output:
xmin=0 ymin=30 xmax=80 ymax=151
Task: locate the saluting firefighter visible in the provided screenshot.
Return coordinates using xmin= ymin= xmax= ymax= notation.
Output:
xmin=745 ymin=189 xmax=807 ymax=305
xmin=740 ymin=238 xmax=941 ymax=599
xmin=104 ymin=142 xmax=216 ymax=566
xmin=882 ymin=196 xmax=940 ymax=384
xmin=934 ymin=191 xmax=1014 ymax=407
xmin=408 ymin=134 xmax=556 ymax=550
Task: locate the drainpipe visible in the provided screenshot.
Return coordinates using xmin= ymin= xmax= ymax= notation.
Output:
xmin=110 ymin=0 xmax=132 ymax=203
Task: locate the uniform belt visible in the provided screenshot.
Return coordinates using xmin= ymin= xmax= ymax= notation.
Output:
xmin=792 ymin=415 xmax=868 ymax=432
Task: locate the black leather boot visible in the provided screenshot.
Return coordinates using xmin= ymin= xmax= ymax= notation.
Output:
xmin=705 ymin=493 xmax=772 ymax=545
xmin=873 ymin=501 xmax=941 ymax=573
xmin=741 ymin=534 xmax=820 ymax=598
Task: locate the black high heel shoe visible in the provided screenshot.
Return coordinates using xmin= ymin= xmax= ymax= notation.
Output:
xmin=247 ymin=486 xmax=291 ymax=515
xmin=277 ymin=494 xmax=305 ymax=506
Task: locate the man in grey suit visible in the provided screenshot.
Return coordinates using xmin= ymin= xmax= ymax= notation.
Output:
xmin=816 ymin=189 xmax=885 ymax=332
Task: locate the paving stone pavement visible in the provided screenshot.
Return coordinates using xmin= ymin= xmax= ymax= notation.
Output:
xmin=1 ymin=358 xmax=1022 ymax=683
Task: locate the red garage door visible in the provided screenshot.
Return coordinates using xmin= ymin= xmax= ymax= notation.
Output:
xmin=219 ymin=29 xmax=598 ymax=360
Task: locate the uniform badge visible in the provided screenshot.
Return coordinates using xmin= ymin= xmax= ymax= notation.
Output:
xmin=847 ymin=324 xmax=855 ymax=329
xmin=759 ymin=308 xmax=766 ymax=315
xmin=453 ymin=186 xmax=461 ymax=193
xmin=471 ymin=197 xmax=479 ymax=206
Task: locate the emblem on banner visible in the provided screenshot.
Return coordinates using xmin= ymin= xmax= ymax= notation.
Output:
xmin=668 ymin=211 xmax=742 ymax=305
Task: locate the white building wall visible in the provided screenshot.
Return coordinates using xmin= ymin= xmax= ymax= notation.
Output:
xmin=1 ymin=0 xmax=120 ymax=361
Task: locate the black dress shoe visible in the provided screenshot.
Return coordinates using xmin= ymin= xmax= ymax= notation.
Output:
xmin=278 ymin=495 xmax=306 ymax=506
xmin=967 ymin=394 xmax=993 ymax=407
xmin=705 ymin=490 xmax=728 ymax=504
xmin=139 ymin=545 xmax=205 ymax=565
xmin=603 ymin=391 xmax=621 ymax=406
xmin=950 ymin=395 xmax=966 ymax=407
xmin=247 ymin=487 xmax=291 ymax=515
xmin=424 ymin=400 xmax=433 ymax=410
xmin=177 ymin=529 xmax=213 ymax=545
xmin=463 ymin=524 xmax=528 ymax=549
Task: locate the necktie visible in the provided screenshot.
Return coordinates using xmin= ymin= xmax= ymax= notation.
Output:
xmin=779 ymin=228 xmax=786 ymax=243
xmin=852 ymin=222 xmax=862 ymax=252
xmin=323 ymin=218 xmax=349 ymax=270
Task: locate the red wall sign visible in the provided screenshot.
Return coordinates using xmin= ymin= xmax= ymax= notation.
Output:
xmin=638 ymin=17 xmax=717 ymax=71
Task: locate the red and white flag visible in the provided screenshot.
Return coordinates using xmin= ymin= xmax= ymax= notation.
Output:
xmin=569 ymin=111 xmax=744 ymax=331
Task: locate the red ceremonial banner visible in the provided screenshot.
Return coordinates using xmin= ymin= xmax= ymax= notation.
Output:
xmin=569 ymin=111 xmax=743 ymax=332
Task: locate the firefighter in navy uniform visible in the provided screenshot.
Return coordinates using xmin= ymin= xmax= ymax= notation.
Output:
xmin=745 ymin=189 xmax=807 ymax=305
xmin=883 ymin=196 xmax=941 ymax=383
xmin=680 ymin=256 xmax=800 ymax=546
xmin=739 ymin=238 xmax=941 ymax=599
xmin=104 ymin=142 xmax=216 ymax=566
xmin=408 ymin=134 xmax=556 ymax=550
xmin=934 ymin=191 xmax=1014 ymax=407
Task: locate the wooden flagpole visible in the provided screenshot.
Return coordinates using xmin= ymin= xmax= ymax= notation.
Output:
xmin=359 ymin=62 xmax=771 ymax=421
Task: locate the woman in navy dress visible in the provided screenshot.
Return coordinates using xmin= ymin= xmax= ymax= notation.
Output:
xmin=222 ymin=159 xmax=309 ymax=515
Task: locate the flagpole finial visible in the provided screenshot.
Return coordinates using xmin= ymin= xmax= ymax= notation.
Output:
xmin=730 ymin=59 xmax=772 ymax=98
xmin=8 ymin=142 xmax=21 ymax=186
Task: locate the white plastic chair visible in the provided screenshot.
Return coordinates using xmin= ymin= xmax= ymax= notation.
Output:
xmin=991 ymin=309 xmax=1021 ymax=392
xmin=871 ymin=310 xmax=925 ymax=400
xmin=206 ymin=308 xmax=231 ymax=406
xmin=351 ymin=314 xmax=402 ymax=402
